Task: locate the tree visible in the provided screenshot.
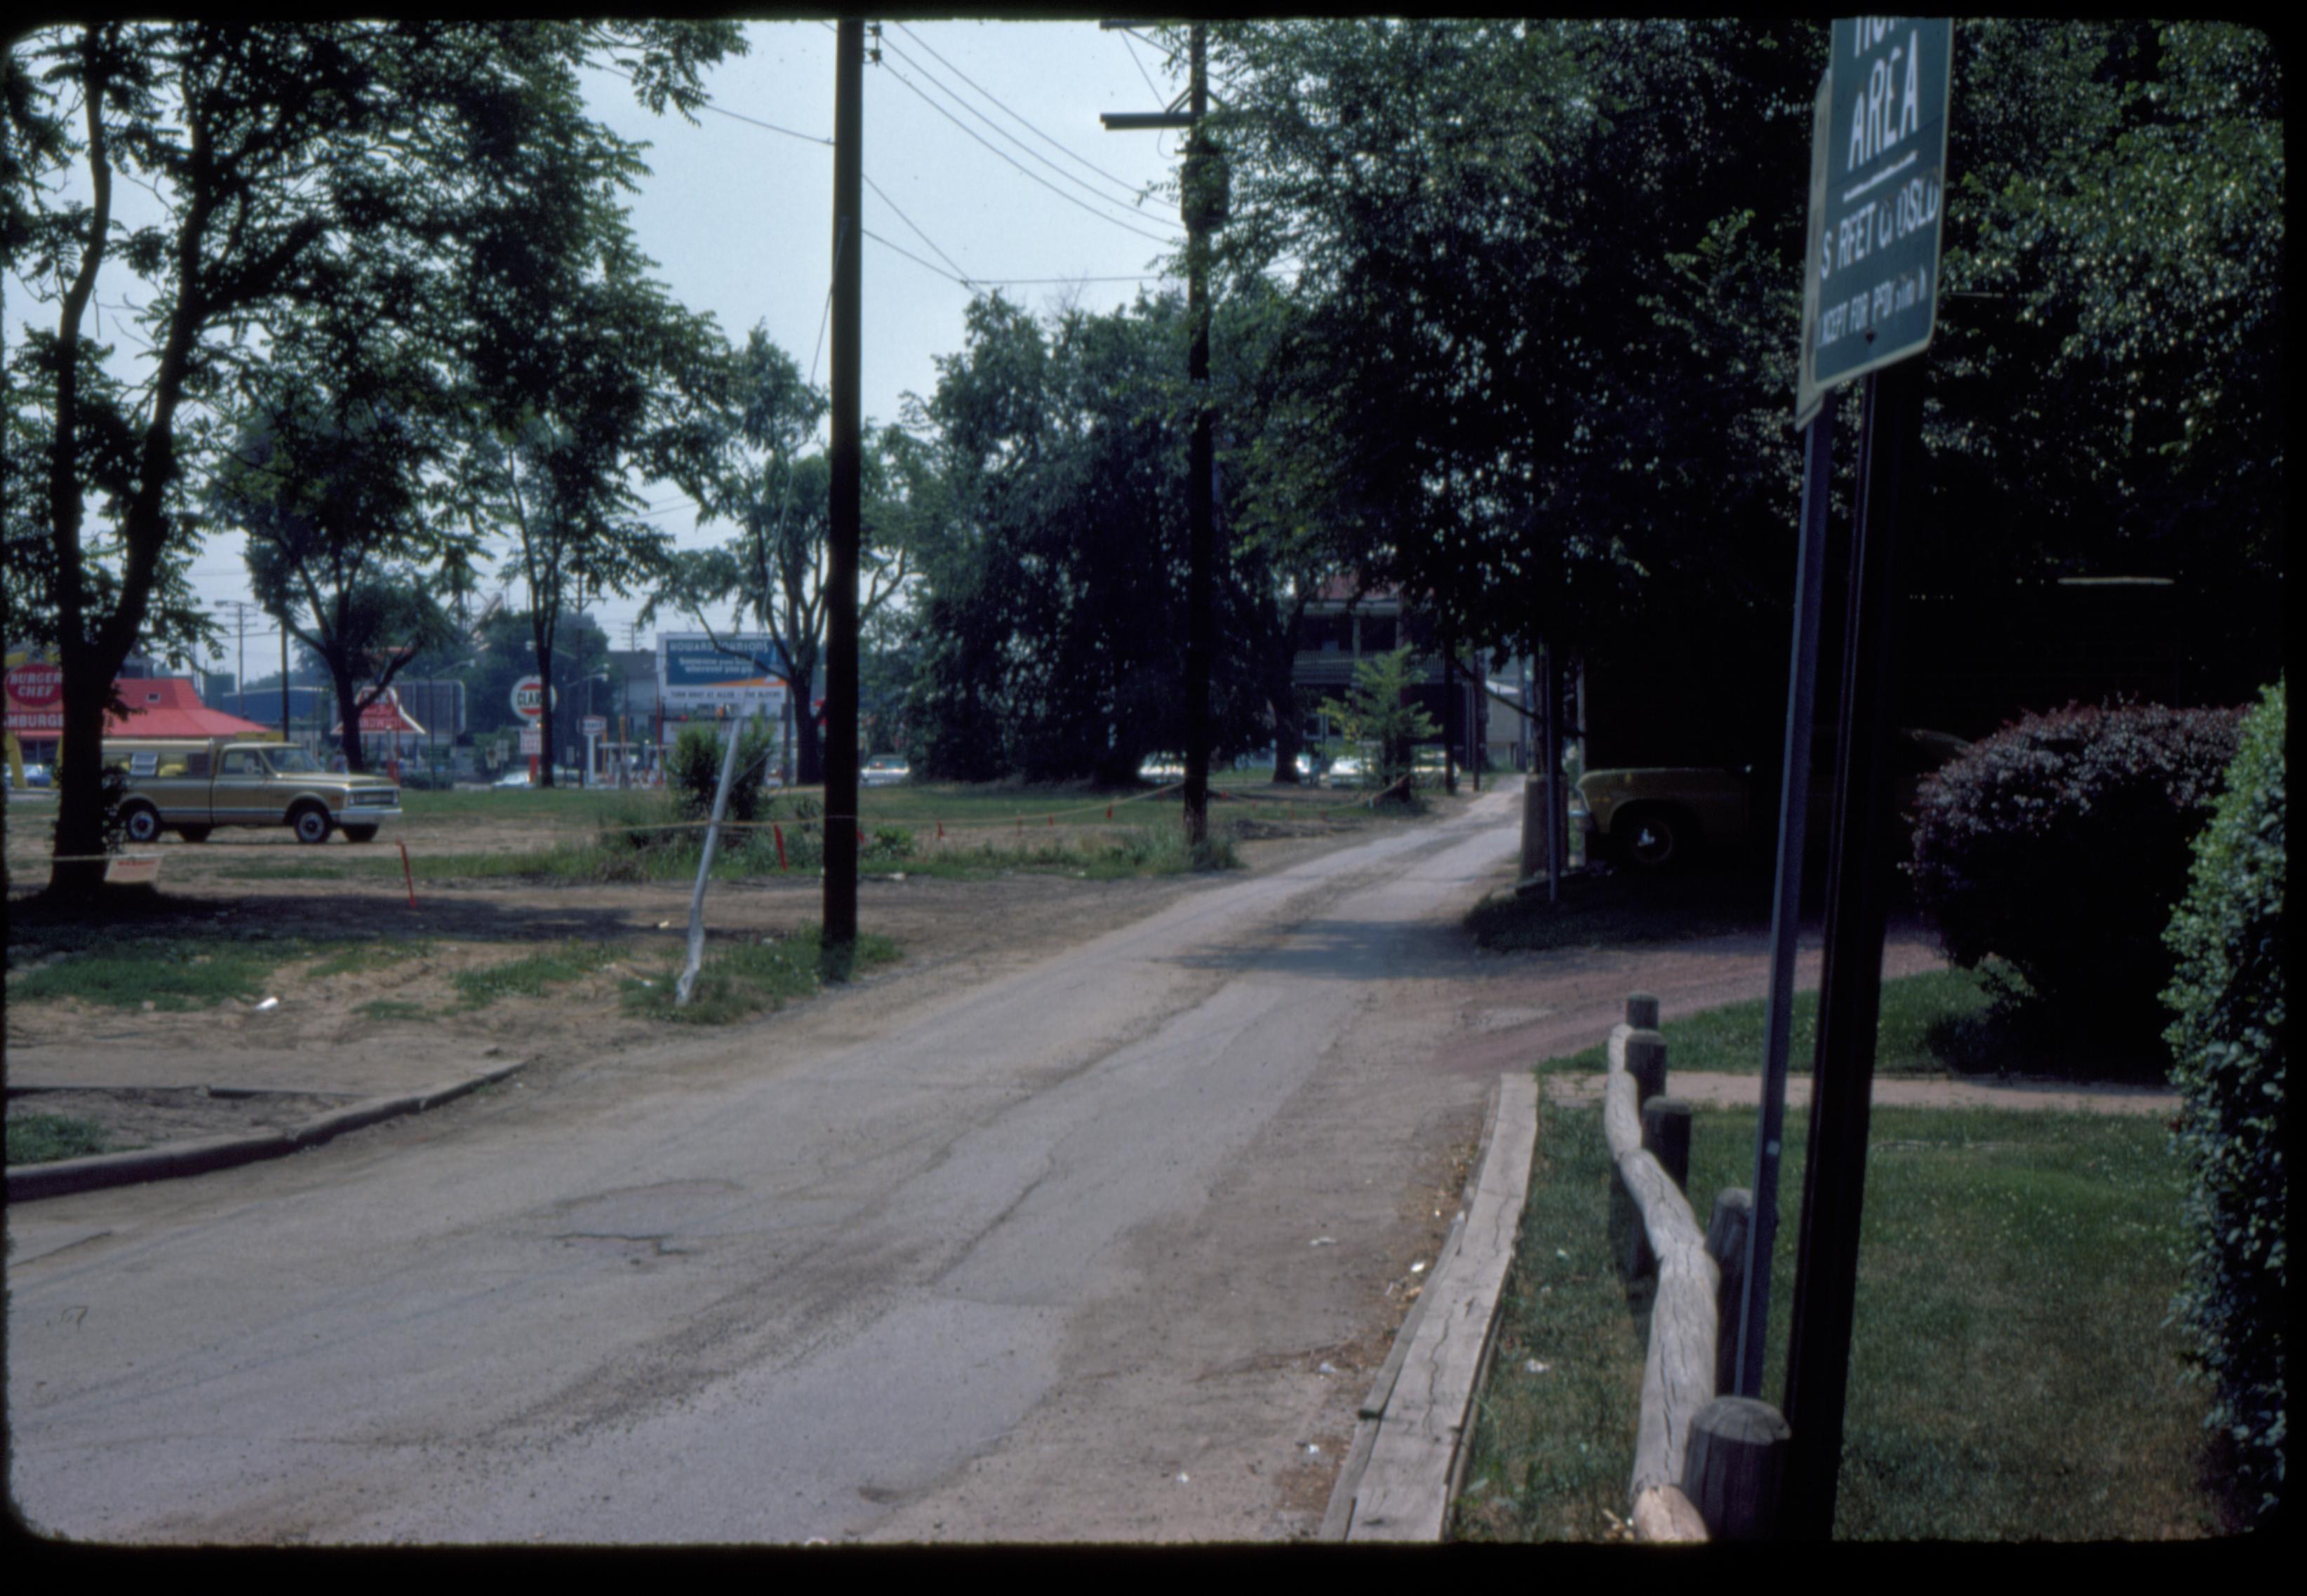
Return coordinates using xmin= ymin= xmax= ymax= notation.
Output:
xmin=6 ymin=20 xmax=740 ymax=890
xmin=904 ymin=290 xmax=1280 ymax=784
xmin=1319 ymin=646 xmax=1440 ymax=789
xmin=654 ymin=327 xmax=926 ymax=786
xmin=1205 ymin=18 xmax=2283 ymax=750
xmin=208 ymin=353 xmax=470 ymax=771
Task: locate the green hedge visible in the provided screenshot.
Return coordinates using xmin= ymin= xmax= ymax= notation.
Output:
xmin=2162 ymin=678 xmax=2286 ymax=1525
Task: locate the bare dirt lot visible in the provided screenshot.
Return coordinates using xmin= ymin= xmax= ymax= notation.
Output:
xmin=4 ymin=786 xmax=1467 ymax=1153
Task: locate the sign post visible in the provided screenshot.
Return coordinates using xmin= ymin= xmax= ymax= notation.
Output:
xmin=511 ymin=675 xmax=553 ymax=784
xmin=1774 ymin=16 xmax=1952 ymax=1541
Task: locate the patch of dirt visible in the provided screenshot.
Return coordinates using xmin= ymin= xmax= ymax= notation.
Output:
xmin=4 ymin=790 xmax=1469 ymax=1146
xmin=6 ymin=1087 xmax=354 ymax=1152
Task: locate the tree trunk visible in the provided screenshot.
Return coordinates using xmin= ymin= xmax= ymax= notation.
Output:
xmin=331 ymin=657 xmax=368 ymax=772
xmin=533 ymin=613 xmax=556 ymax=788
xmin=48 ymin=642 xmax=114 ymax=897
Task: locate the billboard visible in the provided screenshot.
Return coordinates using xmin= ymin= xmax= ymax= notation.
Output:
xmin=657 ymin=633 xmax=789 ymax=715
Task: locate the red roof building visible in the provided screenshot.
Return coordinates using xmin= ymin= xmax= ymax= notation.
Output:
xmin=103 ymin=678 xmax=273 ymax=739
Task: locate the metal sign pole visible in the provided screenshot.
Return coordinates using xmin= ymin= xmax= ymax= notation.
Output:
xmin=1779 ymin=358 xmax=1920 ymax=1538
xmin=1736 ymin=403 xmax=1835 ymax=1400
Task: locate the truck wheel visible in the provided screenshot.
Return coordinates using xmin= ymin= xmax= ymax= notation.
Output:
xmin=1621 ymin=806 xmax=1696 ymax=872
xmin=292 ymin=805 xmax=334 ymax=845
xmin=177 ymin=826 xmax=212 ymax=843
xmin=123 ymin=803 xmax=163 ymax=845
xmin=341 ymin=824 xmax=380 ymax=843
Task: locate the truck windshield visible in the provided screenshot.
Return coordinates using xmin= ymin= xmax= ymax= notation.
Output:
xmin=264 ymin=748 xmax=323 ymax=774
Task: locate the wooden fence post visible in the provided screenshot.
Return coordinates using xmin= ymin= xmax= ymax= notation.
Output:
xmin=1683 ymin=1395 xmax=1791 ymax=1541
xmin=1626 ymin=991 xmax=1661 ymax=1031
xmin=1641 ymin=1097 xmax=1691 ymax=1191
xmin=1626 ymin=1028 xmax=1667 ymax=1107
xmin=1706 ymin=1188 xmax=1754 ymax=1397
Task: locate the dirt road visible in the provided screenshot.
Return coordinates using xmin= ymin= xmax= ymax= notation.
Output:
xmin=8 ymin=790 xmax=1967 ymax=1544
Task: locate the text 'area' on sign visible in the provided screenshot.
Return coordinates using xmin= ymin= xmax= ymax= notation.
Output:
xmin=1799 ymin=18 xmax=1953 ymax=422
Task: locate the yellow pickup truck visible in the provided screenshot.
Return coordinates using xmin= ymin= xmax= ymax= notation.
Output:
xmin=104 ymin=737 xmax=401 ymax=845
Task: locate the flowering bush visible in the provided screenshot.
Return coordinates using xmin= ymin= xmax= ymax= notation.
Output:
xmin=1907 ymin=702 xmax=2242 ymax=1044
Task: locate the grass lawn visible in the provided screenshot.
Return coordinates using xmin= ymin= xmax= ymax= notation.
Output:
xmin=1534 ymin=966 xmax=2001 ymax=1079
xmin=1455 ymin=1099 xmax=2224 ymax=1541
xmin=620 ymin=923 xmax=901 ymax=1024
xmin=1535 ymin=962 xmax=2172 ymax=1085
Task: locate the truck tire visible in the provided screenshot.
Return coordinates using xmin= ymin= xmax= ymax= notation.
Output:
xmin=176 ymin=826 xmax=212 ymax=843
xmin=123 ymin=803 xmax=163 ymax=845
xmin=291 ymin=804 xmax=334 ymax=845
xmin=341 ymin=824 xmax=380 ymax=843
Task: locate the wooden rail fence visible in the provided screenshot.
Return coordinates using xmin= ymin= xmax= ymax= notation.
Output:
xmin=1604 ymin=991 xmax=1792 ymax=1541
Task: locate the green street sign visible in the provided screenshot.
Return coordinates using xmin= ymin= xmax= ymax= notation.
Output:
xmin=1798 ymin=18 xmax=1953 ymax=420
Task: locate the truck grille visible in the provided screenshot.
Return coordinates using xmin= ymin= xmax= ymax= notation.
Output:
xmin=346 ymin=789 xmax=400 ymax=809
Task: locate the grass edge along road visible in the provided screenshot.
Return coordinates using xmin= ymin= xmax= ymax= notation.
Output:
xmin=1451 ymin=974 xmax=2228 ymax=1542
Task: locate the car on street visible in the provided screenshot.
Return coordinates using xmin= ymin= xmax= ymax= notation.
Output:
xmin=862 ymin=753 xmax=910 ymax=787
xmin=493 ymin=769 xmax=535 ymax=789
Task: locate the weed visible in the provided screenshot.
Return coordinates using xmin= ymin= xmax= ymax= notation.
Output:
xmin=452 ymin=941 xmax=629 ymax=1010
xmin=7 ymin=937 xmax=288 ymax=1010
xmin=6 ymin=1113 xmax=125 ymax=1165
xmin=357 ymin=998 xmax=436 ymax=1024
xmin=622 ymin=924 xmax=901 ymax=1025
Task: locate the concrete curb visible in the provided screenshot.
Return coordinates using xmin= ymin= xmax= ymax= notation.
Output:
xmin=6 ymin=1059 xmax=528 ymax=1204
xmin=1322 ymin=1068 xmax=1540 ymax=1541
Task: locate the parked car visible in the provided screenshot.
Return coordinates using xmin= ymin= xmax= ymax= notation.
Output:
xmin=493 ymin=768 xmax=535 ymax=789
xmin=1323 ymin=753 xmax=1369 ymax=788
xmin=862 ymin=753 xmax=910 ymax=787
xmin=1572 ymin=728 xmax=1970 ymax=871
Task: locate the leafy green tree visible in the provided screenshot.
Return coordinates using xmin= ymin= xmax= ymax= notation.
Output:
xmin=5 ymin=19 xmax=739 ymax=889
xmin=651 ymin=327 xmax=929 ymax=785
xmin=1318 ymin=646 xmax=1440 ymax=789
xmin=904 ymin=290 xmax=1280 ymax=784
xmin=209 ymin=358 xmax=472 ymax=771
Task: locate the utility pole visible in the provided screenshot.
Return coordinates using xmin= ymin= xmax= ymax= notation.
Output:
xmin=824 ymin=16 xmax=863 ymax=951
xmin=1103 ymin=19 xmax=1217 ymax=847
xmin=214 ymin=599 xmax=260 ymax=720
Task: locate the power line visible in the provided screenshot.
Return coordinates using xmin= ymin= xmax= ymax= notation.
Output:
xmin=862 ymin=173 xmax=975 ymax=285
xmin=888 ymin=23 xmax=1151 ymax=204
xmin=875 ymin=58 xmax=1181 ymax=248
xmin=881 ymin=37 xmax=1167 ymax=229
xmin=862 ymin=229 xmax=1169 ymax=290
xmin=593 ymin=59 xmax=832 ymax=147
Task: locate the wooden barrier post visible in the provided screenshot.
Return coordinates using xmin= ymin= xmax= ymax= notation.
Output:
xmin=1706 ymin=1189 xmax=1755 ymax=1399
xmin=1626 ymin=1028 xmax=1667 ymax=1108
xmin=1641 ymin=1097 xmax=1692 ymax=1191
xmin=1627 ymin=991 xmax=1661 ymax=1031
xmin=1683 ymin=1395 xmax=1792 ymax=1541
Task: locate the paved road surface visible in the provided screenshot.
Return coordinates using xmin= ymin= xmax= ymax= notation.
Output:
xmin=10 ymin=791 xmax=1530 ymax=1543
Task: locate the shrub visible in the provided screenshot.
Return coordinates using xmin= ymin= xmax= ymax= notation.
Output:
xmin=667 ymin=721 xmax=777 ymax=826
xmin=2162 ymin=680 xmax=2285 ymax=1526
xmin=1907 ymin=702 xmax=2242 ymax=1045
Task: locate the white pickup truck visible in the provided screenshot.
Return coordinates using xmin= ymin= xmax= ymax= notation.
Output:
xmin=105 ymin=737 xmax=402 ymax=844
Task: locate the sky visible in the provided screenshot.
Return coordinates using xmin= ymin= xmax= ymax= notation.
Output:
xmin=14 ymin=20 xmax=1198 ymax=680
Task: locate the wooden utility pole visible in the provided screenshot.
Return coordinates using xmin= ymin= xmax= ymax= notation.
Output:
xmin=824 ymin=18 xmax=863 ymax=950
xmin=1102 ymin=19 xmax=1216 ymax=847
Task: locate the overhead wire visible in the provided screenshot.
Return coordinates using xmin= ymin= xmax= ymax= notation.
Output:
xmin=874 ymin=58 xmax=1182 ymax=248
xmin=891 ymin=22 xmax=1151 ymax=199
